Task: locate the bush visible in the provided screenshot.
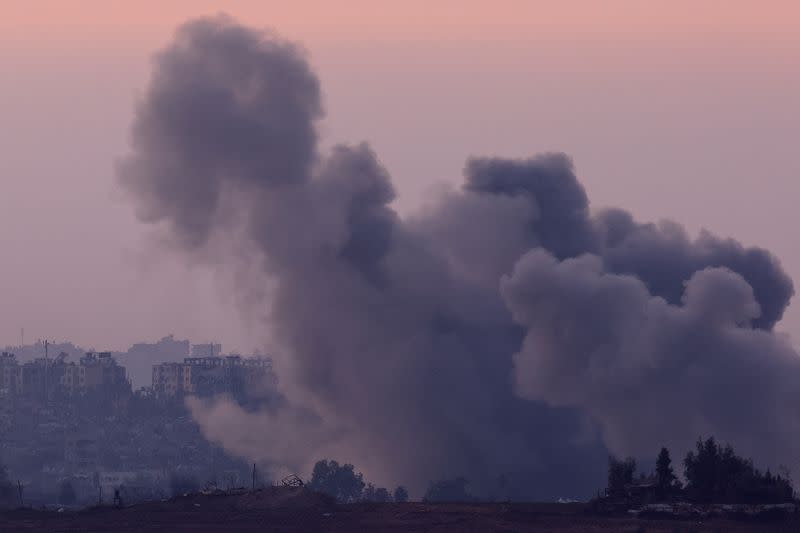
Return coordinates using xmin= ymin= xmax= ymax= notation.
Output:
xmin=424 ymin=477 xmax=472 ymax=502
xmin=607 ymin=456 xmax=636 ymax=493
xmin=308 ymin=460 xmax=365 ymax=503
xmin=393 ymin=485 xmax=409 ymax=503
xmin=374 ymin=487 xmax=391 ymax=503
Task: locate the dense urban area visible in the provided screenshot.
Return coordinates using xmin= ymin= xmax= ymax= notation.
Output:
xmin=2 ymin=336 xmax=799 ymax=532
xmin=0 ymin=336 xmax=276 ymax=507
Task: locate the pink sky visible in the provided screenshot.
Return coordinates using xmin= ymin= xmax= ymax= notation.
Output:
xmin=3 ymin=1 xmax=799 ymax=37
xmin=1 ymin=1 xmax=798 ymax=352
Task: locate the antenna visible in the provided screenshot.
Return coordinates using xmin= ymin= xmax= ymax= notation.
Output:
xmin=20 ymin=327 xmax=24 ymax=347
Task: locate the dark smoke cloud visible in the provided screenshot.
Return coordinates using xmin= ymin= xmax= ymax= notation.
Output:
xmin=118 ymin=16 xmax=322 ymax=248
xmin=503 ymin=252 xmax=800 ymax=464
xmin=119 ymin=15 xmax=797 ymax=497
xmin=464 ymin=154 xmax=597 ymax=260
xmin=595 ymin=211 xmax=793 ymax=330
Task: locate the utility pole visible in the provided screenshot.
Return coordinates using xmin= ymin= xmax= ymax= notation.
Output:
xmin=252 ymin=463 xmax=256 ymax=490
xmin=44 ymin=340 xmax=49 ymax=403
xmin=17 ymin=480 xmax=23 ymax=507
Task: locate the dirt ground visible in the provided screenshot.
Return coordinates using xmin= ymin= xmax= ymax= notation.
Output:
xmin=2 ymin=489 xmax=799 ymax=532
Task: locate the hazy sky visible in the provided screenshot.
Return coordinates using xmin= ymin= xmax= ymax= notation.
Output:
xmin=1 ymin=1 xmax=798 ymax=353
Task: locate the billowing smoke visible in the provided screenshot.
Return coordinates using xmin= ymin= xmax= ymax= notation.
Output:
xmin=119 ymin=15 xmax=797 ymax=498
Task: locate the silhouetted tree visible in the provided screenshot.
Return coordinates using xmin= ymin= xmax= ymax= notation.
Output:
xmin=58 ymin=480 xmax=77 ymax=506
xmin=362 ymin=483 xmax=376 ymax=501
xmin=655 ymin=447 xmax=677 ymax=498
xmin=308 ymin=460 xmax=365 ymax=503
xmin=684 ymin=437 xmax=793 ymax=503
xmin=374 ymin=487 xmax=391 ymax=503
xmin=684 ymin=437 xmax=720 ymax=502
xmin=362 ymin=483 xmax=392 ymax=502
xmin=423 ymin=477 xmax=473 ymax=502
xmin=607 ymin=456 xmax=636 ymax=493
xmin=393 ymin=485 xmax=409 ymax=503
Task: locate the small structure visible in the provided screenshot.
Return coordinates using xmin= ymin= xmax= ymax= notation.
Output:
xmin=280 ymin=474 xmax=304 ymax=488
xmin=624 ymin=476 xmax=658 ymax=506
xmin=595 ymin=475 xmax=660 ymax=513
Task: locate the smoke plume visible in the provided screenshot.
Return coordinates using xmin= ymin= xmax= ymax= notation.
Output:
xmin=119 ymin=15 xmax=797 ymax=498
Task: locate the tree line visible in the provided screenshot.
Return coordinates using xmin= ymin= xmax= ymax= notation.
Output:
xmin=307 ymin=460 xmax=488 ymax=503
xmin=6 ymin=437 xmax=790 ymax=509
xmin=308 ymin=460 xmax=408 ymax=503
xmin=608 ymin=437 xmax=794 ymax=504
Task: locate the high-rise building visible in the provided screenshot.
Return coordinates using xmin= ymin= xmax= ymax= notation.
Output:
xmin=152 ymin=355 xmax=273 ymax=400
